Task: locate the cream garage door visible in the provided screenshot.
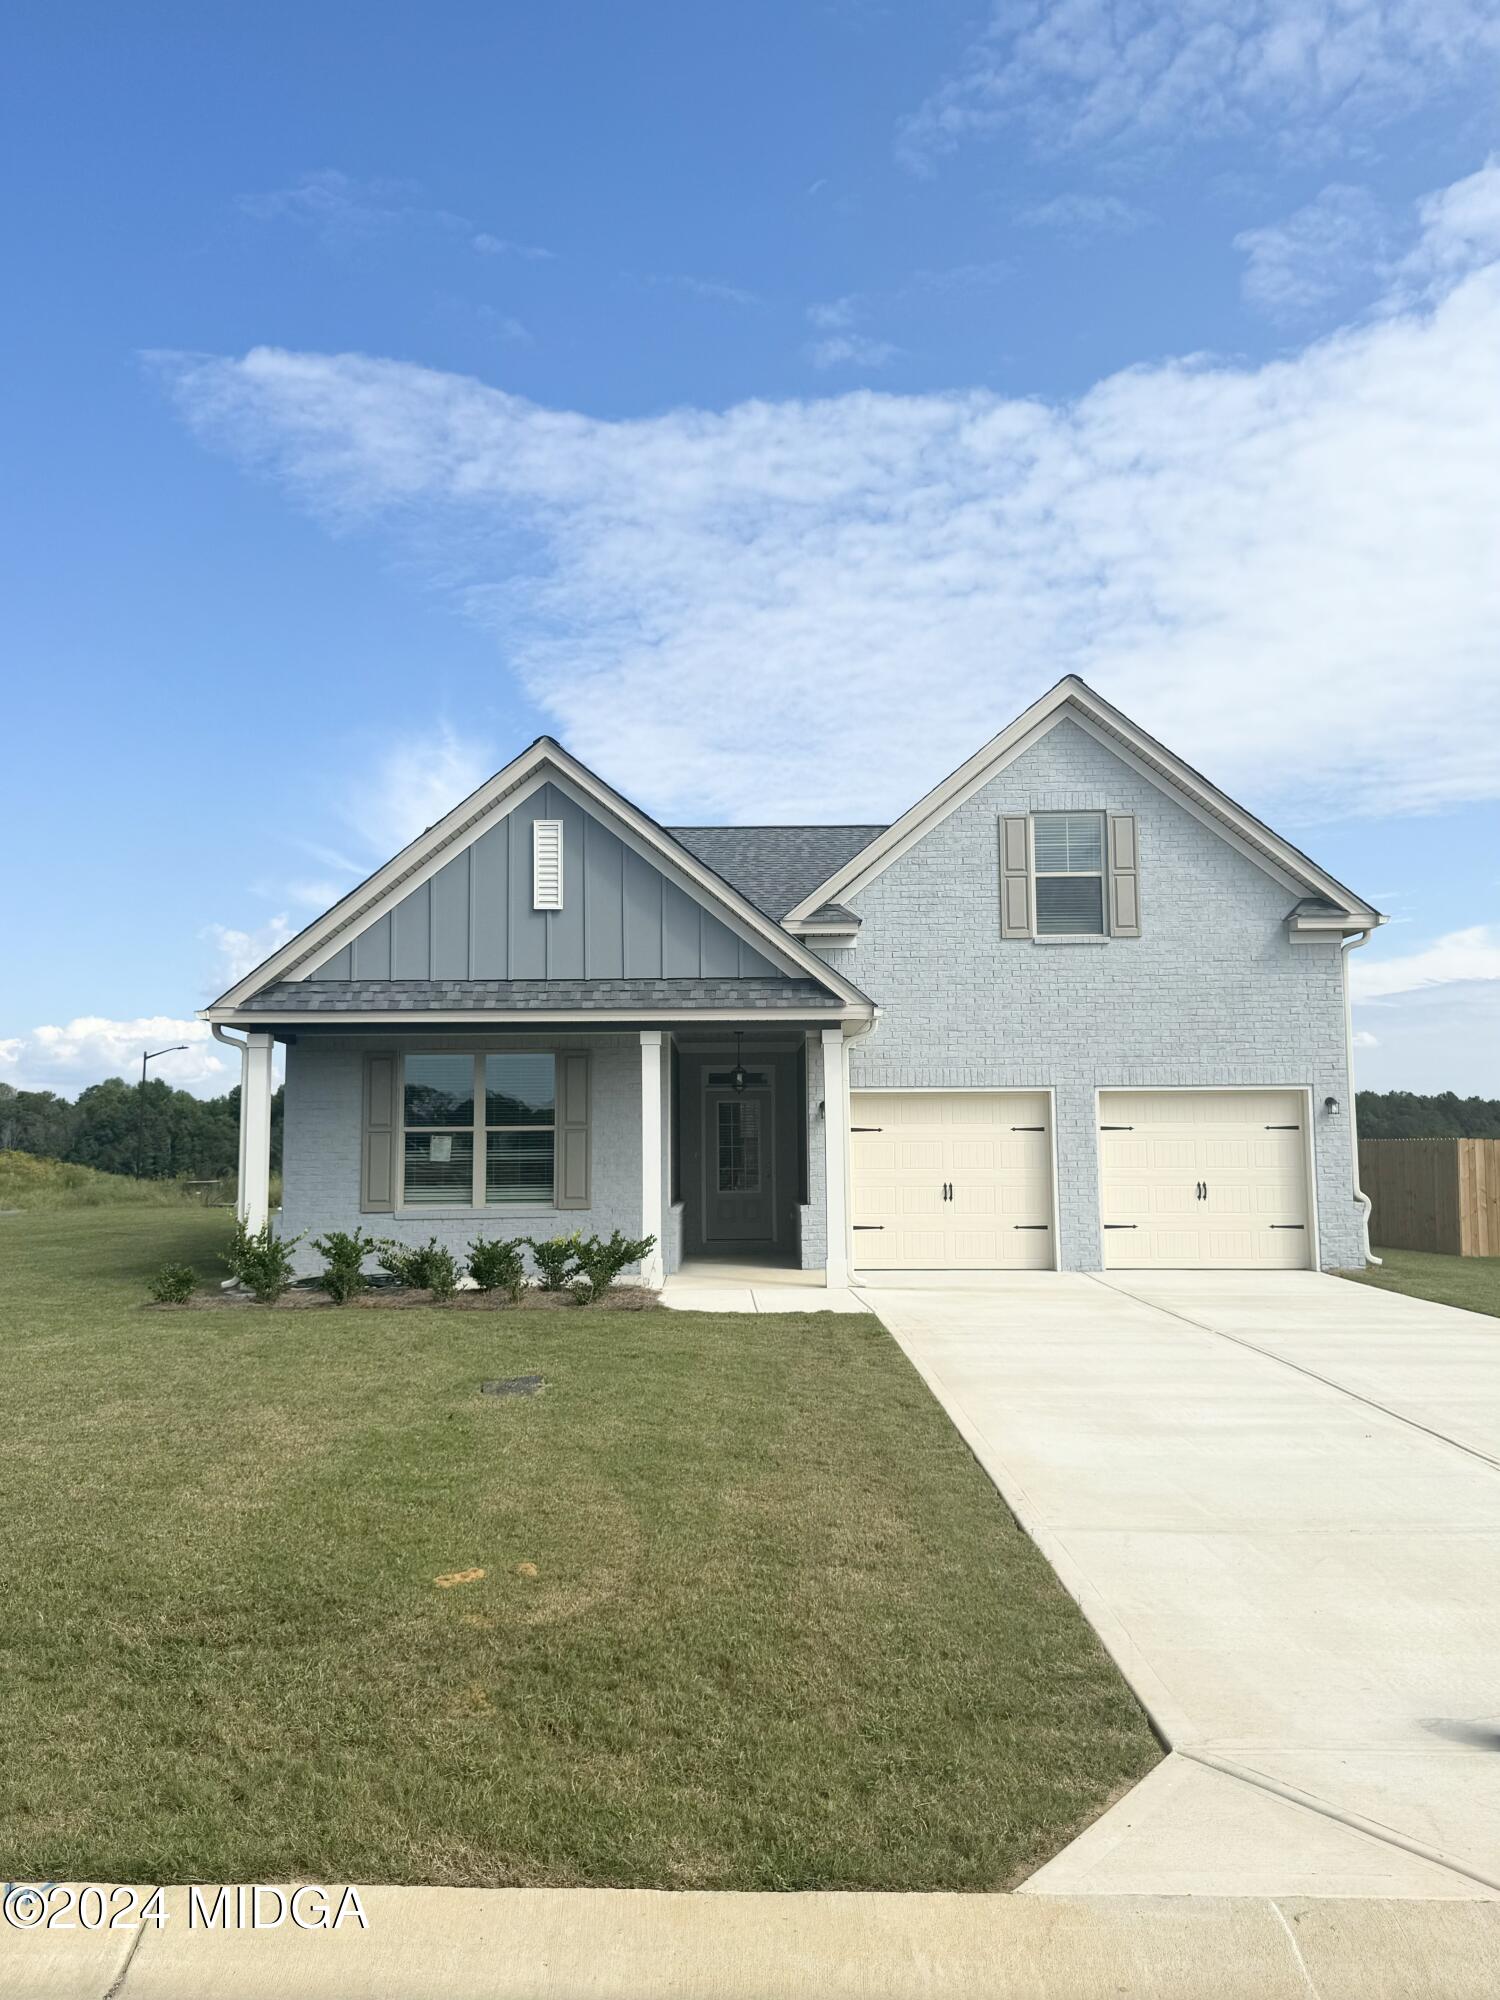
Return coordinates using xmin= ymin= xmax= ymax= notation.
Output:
xmin=1098 ymin=1090 xmax=1312 ymax=1269
xmin=850 ymin=1092 xmax=1054 ymax=1270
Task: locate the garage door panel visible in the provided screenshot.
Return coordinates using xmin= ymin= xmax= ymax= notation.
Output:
xmin=851 ymin=1091 xmax=1053 ymax=1270
xmin=1099 ymin=1090 xmax=1310 ymax=1270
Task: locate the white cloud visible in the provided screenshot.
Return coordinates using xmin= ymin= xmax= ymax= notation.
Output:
xmin=157 ymin=166 xmax=1500 ymax=826
xmin=1352 ymin=1030 xmax=1379 ymax=1047
xmin=897 ymin=1 xmax=1500 ymax=171
xmin=1351 ymin=925 xmax=1500 ymax=1000
xmin=1391 ymin=156 xmax=1500 ymax=296
xmin=806 ymin=333 xmax=900 ymax=369
xmin=808 ymin=297 xmax=859 ymax=330
xmin=1235 ymin=183 xmax=1390 ymax=320
xmin=1015 ymin=192 xmax=1154 ymax=235
xmin=340 ymin=724 xmax=495 ymax=856
xmin=203 ymin=915 xmax=296 ymax=990
xmin=242 ymin=170 xmax=554 ymax=263
xmin=0 ymin=1019 xmax=230 ymax=1097
xmin=470 ymin=232 xmax=555 ymax=262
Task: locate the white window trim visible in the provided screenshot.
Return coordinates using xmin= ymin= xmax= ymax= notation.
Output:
xmin=1030 ymin=811 xmax=1109 ymax=944
xmin=397 ymin=1049 xmax=559 ymax=1214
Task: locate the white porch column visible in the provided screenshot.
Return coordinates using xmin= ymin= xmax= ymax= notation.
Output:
xmin=821 ymin=1026 xmax=850 ymax=1289
xmin=639 ymin=1032 xmax=665 ymax=1289
xmin=241 ymin=1031 xmax=275 ymax=1236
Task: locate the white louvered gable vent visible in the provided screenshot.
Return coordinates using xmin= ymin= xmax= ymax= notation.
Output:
xmin=532 ymin=819 xmax=564 ymax=910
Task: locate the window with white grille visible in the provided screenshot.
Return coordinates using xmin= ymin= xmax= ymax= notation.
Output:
xmin=1032 ymin=812 xmax=1105 ymax=935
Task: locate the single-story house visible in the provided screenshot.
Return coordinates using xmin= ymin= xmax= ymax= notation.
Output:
xmin=204 ymin=676 xmax=1384 ymax=1283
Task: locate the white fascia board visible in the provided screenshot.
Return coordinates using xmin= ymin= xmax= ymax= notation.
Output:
xmin=201 ymin=1005 xmax=869 ymax=1027
xmin=213 ymin=736 xmax=869 ymax=1012
xmin=784 ymin=676 xmax=1381 ymax=925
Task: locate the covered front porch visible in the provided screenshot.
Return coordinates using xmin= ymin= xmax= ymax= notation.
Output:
xmin=221 ymin=1017 xmax=858 ymax=1289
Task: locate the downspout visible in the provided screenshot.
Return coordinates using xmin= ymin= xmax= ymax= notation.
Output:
xmin=212 ymin=1023 xmax=250 ymax=1225
xmin=1340 ymin=934 xmax=1381 ymax=1267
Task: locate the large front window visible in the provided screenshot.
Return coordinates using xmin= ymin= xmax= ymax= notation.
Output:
xmin=403 ymin=1051 xmax=555 ymax=1206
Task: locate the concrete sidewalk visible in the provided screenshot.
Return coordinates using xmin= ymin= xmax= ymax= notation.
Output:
xmin=868 ymin=1271 xmax=1500 ymax=1901
xmin=6 ymin=1886 xmax=1500 ymax=1999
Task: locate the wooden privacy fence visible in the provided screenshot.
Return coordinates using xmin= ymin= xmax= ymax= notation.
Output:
xmin=1359 ymin=1138 xmax=1500 ymax=1257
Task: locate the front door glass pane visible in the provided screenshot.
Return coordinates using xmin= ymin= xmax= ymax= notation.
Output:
xmin=717 ymin=1099 xmax=762 ymax=1192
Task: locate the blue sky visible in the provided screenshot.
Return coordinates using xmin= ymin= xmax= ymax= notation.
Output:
xmin=4 ymin=2 xmax=1500 ymax=1099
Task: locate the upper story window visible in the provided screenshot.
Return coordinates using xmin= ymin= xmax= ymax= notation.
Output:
xmin=1032 ymin=812 xmax=1105 ymax=935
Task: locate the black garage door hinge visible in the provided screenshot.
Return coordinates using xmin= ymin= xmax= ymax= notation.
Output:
xmin=1011 ymin=1125 xmax=1045 ymax=1132
xmin=851 ymin=1126 xmax=882 ymax=1132
xmin=852 ymin=1224 xmax=884 ymax=1231
xmin=1103 ymin=1223 xmax=1137 ymax=1230
xmin=1100 ymin=1124 xmax=1134 ymax=1131
xmin=1014 ymin=1224 xmax=1049 ymax=1231
xmin=1269 ymin=1224 xmax=1306 ymax=1230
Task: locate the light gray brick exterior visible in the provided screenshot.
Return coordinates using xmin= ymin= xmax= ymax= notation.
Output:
xmin=280 ymin=1031 xmax=649 ymax=1278
xmin=812 ymin=719 xmax=1362 ymax=1271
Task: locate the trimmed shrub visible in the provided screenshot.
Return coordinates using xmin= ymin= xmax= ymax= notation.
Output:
xmin=467 ymin=1236 xmax=527 ymax=1301
xmin=526 ymin=1233 xmax=583 ymax=1291
xmin=150 ymin=1262 xmax=196 ymax=1304
xmin=312 ymin=1227 xmax=380 ymax=1305
xmin=378 ymin=1236 xmax=461 ymax=1300
xmin=572 ymin=1230 xmax=656 ymax=1305
xmin=224 ymin=1221 xmax=301 ymax=1303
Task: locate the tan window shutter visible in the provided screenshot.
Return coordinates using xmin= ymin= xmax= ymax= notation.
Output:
xmin=1108 ymin=814 xmax=1141 ymax=936
xmin=555 ymin=1051 xmax=591 ymax=1209
xmin=361 ymin=1053 xmax=397 ymax=1213
xmin=999 ymin=816 xmax=1031 ymax=938
xmin=533 ymin=819 xmax=564 ymax=910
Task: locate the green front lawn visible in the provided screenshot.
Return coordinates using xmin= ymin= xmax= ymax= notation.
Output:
xmin=1341 ymin=1245 xmax=1500 ymax=1320
xmin=0 ymin=1208 xmax=1156 ymax=1891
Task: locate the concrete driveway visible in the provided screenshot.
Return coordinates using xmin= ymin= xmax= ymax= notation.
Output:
xmin=864 ymin=1270 xmax=1500 ymax=1899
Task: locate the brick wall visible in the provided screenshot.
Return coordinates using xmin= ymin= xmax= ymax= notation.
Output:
xmin=815 ymin=718 xmax=1362 ymax=1270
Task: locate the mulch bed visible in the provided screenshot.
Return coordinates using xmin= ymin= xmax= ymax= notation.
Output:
xmin=147 ymin=1284 xmax=660 ymax=1313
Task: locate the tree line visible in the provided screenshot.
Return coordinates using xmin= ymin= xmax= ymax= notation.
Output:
xmin=1353 ymin=1091 xmax=1500 ymax=1139
xmin=0 ymin=1078 xmax=284 ymax=1181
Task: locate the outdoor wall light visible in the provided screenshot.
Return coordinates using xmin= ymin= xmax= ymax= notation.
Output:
xmin=730 ymin=1032 xmax=748 ymax=1094
xmin=1324 ymin=1095 xmax=1341 ymax=1116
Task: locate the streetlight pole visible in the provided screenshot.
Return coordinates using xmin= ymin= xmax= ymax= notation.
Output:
xmin=136 ymin=1044 xmax=188 ymax=1180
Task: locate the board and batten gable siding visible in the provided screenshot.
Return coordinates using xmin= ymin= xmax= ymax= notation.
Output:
xmin=309 ymin=782 xmax=783 ymax=983
xmin=811 ymin=717 xmax=1361 ymax=1271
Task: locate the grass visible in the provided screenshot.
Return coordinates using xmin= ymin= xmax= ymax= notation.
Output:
xmin=0 ymin=1150 xmax=275 ymax=1211
xmin=0 ymin=1208 xmax=1158 ymax=1892
xmin=1341 ymin=1244 xmax=1500 ymax=1320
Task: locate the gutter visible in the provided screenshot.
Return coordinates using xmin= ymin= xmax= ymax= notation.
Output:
xmin=1340 ymin=932 xmax=1381 ymax=1267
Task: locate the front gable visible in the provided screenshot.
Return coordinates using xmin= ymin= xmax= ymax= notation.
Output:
xmin=208 ymin=738 xmax=870 ymax=1017
xmin=308 ymin=776 xmax=785 ymax=984
xmin=786 ymin=678 xmax=1381 ymax=932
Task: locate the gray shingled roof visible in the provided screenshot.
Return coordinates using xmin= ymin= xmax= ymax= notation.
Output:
xmin=666 ymin=825 xmax=884 ymax=919
xmin=239 ymin=978 xmax=849 ymax=1015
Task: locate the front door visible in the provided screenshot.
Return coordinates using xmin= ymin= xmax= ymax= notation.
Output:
xmin=702 ymin=1088 xmax=775 ymax=1244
